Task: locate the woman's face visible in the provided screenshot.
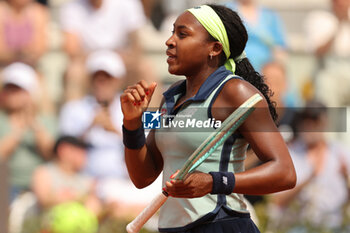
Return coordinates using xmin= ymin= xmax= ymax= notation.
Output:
xmin=165 ymin=11 xmax=213 ymax=76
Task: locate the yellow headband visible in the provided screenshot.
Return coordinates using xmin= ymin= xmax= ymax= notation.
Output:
xmin=187 ymin=5 xmax=245 ymax=74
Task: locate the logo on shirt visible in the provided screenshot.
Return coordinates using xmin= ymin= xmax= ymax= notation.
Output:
xmin=143 ymin=110 xmax=162 ymax=129
xmin=222 ymin=176 xmax=228 ymax=186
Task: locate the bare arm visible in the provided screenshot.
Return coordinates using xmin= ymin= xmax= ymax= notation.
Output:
xmin=165 ymin=79 xmax=296 ymax=197
xmin=0 ymin=113 xmax=26 ymax=160
xmin=32 ymin=123 xmax=55 ymax=160
xmin=0 ymin=130 xmax=24 ymax=160
xmin=27 ymin=105 xmax=55 ymax=160
xmin=124 ymin=129 xmax=164 ymax=188
xmin=220 ymin=80 xmax=296 ymax=195
xmin=121 ymin=80 xmax=163 ymax=188
xmin=32 ymin=166 xmax=54 ymax=207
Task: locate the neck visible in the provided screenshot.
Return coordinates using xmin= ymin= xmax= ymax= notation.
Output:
xmin=185 ymin=66 xmax=218 ymax=98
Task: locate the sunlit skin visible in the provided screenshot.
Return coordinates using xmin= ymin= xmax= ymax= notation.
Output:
xmin=2 ymin=84 xmax=31 ymax=112
xmin=165 ymin=12 xmax=224 ymax=104
xmin=166 ymin=14 xmax=216 ymax=77
xmin=121 ymin=11 xmax=296 ymax=198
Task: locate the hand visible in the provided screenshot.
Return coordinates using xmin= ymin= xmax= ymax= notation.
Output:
xmin=164 ymin=172 xmax=213 ymax=198
xmin=92 ymin=108 xmax=119 ymax=133
xmin=120 ymin=80 xmax=157 ymax=128
xmin=10 ymin=111 xmax=30 ymax=132
xmin=21 ymin=101 xmax=37 ymax=130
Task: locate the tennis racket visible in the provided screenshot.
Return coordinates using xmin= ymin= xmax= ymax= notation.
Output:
xmin=126 ymin=93 xmax=263 ymax=233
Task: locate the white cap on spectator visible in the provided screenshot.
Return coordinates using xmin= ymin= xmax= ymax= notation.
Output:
xmin=1 ymin=62 xmax=39 ymax=96
xmin=86 ymin=50 xmax=126 ymax=78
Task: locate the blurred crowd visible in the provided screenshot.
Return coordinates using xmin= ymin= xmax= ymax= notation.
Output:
xmin=0 ymin=0 xmax=350 ymax=233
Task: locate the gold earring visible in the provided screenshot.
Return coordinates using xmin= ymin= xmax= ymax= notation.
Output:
xmin=210 ymin=54 xmax=213 ymax=60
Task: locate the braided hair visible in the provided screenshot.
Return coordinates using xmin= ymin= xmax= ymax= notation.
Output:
xmin=207 ymin=4 xmax=277 ymax=121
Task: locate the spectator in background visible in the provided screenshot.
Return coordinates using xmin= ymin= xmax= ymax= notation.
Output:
xmin=59 ymin=50 xmax=127 ymax=218
xmin=244 ymin=62 xmax=299 ymax=207
xmin=225 ymin=0 xmax=287 ymax=72
xmin=32 ymin=136 xmax=100 ymax=233
xmin=0 ymin=0 xmax=49 ymax=67
xmin=268 ymin=101 xmax=350 ymax=232
xmin=262 ymin=61 xmax=300 ymax=142
xmin=59 ymin=0 xmax=159 ymax=103
xmin=32 ymin=136 xmax=101 ymax=215
xmin=59 ymin=50 xmax=125 ymax=178
xmin=59 ymin=50 xmax=161 ymax=219
xmin=305 ymin=0 xmax=350 ymax=58
xmin=0 ymin=62 xmax=56 ymax=202
xmin=304 ymin=0 xmax=350 ymax=106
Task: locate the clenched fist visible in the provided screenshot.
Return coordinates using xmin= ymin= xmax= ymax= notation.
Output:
xmin=120 ymin=80 xmax=157 ymax=130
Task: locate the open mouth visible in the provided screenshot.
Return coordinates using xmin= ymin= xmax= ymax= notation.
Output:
xmin=166 ymin=55 xmax=176 ymax=63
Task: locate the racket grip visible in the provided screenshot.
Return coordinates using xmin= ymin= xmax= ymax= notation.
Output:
xmin=126 ymin=191 xmax=168 ymax=233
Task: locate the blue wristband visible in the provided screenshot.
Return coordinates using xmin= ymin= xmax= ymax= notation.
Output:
xmin=209 ymin=171 xmax=235 ymax=195
xmin=122 ymin=125 xmax=146 ymax=149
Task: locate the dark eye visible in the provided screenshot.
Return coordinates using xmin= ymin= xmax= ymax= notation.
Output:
xmin=178 ymin=31 xmax=187 ymax=38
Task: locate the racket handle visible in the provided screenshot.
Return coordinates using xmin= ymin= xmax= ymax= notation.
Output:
xmin=126 ymin=191 xmax=168 ymax=233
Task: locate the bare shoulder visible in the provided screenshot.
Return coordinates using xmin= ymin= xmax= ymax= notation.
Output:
xmin=219 ymin=78 xmax=267 ymax=108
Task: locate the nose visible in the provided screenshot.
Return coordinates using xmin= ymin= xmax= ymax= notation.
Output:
xmin=165 ymin=34 xmax=175 ymax=48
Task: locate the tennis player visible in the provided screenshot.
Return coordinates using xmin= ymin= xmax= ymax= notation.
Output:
xmin=121 ymin=4 xmax=296 ymax=233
